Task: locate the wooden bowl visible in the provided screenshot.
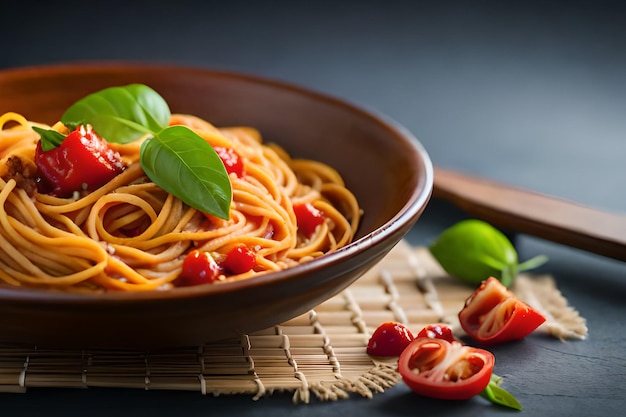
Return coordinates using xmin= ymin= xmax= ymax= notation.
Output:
xmin=0 ymin=62 xmax=433 ymax=349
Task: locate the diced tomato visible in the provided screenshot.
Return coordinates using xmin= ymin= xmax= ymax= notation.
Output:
xmin=293 ymin=202 xmax=325 ymax=238
xmin=366 ymin=321 xmax=415 ymax=356
xmin=398 ymin=337 xmax=494 ymax=400
xmin=178 ymin=250 xmax=221 ymax=286
xmin=35 ymin=125 xmax=125 ymax=196
xmin=214 ymin=146 xmax=243 ymax=177
xmin=459 ymin=277 xmax=546 ymax=345
xmin=417 ymin=323 xmax=457 ymax=343
xmin=221 ymin=244 xmax=256 ymax=275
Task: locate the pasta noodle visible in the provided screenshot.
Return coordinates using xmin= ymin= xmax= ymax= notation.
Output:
xmin=0 ymin=112 xmax=361 ymax=292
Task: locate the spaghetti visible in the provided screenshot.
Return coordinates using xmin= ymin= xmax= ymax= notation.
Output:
xmin=0 ymin=112 xmax=361 ymax=291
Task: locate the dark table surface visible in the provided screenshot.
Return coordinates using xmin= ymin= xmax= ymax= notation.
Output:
xmin=2 ymin=1 xmax=625 ymax=416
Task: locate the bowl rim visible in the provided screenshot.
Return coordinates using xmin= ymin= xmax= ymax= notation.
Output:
xmin=0 ymin=61 xmax=434 ymax=304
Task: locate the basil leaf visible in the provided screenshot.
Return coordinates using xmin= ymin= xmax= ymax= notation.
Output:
xmin=429 ymin=219 xmax=547 ymax=287
xmin=480 ymin=379 xmax=523 ymax=411
xmin=490 ymin=373 xmax=504 ymax=386
xmin=61 ymin=84 xmax=170 ymax=143
xmin=140 ymin=125 xmax=232 ymax=219
xmin=32 ymin=126 xmax=65 ymax=151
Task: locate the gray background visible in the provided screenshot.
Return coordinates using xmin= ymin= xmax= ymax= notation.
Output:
xmin=1 ymin=1 xmax=625 ymax=416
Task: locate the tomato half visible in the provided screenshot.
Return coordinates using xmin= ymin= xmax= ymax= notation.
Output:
xmin=459 ymin=277 xmax=546 ymax=345
xmin=398 ymin=337 xmax=494 ymax=400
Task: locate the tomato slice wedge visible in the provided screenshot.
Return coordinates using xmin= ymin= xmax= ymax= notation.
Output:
xmin=398 ymin=337 xmax=494 ymax=400
xmin=459 ymin=277 xmax=546 ymax=344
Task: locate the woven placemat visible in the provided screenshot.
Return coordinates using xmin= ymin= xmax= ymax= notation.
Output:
xmin=0 ymin=240 xmax=587 ymax=402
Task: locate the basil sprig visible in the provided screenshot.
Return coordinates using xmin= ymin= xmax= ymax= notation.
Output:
xmin=429 ymin=219 xmax=547 ymax=287
xmin=33 ymin=84 xmax=232 ymax=219
xmin=481 ymin=374 xmax=523 ymax=410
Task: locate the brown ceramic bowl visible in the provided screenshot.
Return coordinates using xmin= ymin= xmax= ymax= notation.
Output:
xmin=0 ymin=62 xmax=433 ymax=349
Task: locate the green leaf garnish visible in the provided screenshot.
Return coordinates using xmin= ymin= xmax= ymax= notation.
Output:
xmin=30 ymin=84 xmax=232 ymax=219
xmin=61 ymin=84 xmax=170 ymax=143
xmin=518 ymin=254 xmax=550 ymax=272
xmin=32 ymin=126 xmax=65 ymax=151
xmin=140 ymin=126 xmax=232 ymax=219
xmin=428 ymin=219 xmax=548 ymax=287
xmin=480 ymin=374 xmax=523 ymax=410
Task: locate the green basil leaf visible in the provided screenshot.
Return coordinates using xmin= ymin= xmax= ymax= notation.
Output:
xmin=61 ymin=84 xmax=170 ymax=143
xmin=32 ymin=126 xmax=65 ymax=151
xmin=140 ymin=125 xmax=232 ymax=219
xmin=490 ymin=373 xmax=504 ymax=386
xmin=480 ymin=379 xmax=523 ymax=411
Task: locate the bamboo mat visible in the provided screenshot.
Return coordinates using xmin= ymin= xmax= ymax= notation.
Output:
xmin=0 ymin=240 xmax=587 ymax=402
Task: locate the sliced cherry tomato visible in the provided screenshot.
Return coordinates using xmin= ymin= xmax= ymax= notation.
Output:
xmin=221 ymin=244 xmax=257 ymax=275
xmin=398 ymin=337 xmax=494 ymax=400
xmin=366 ymin=321 xmax=415 ymax=356
xmin=178 ymin=250 xmax=221 ymax=286
xmin=417 ymin=323 xmax=457 ymax=343
xmin=459 ymin=277 xmax=546 ymax=345
xmin=214 ymin=146 xmax=243 ymax=178
xmin=293 ymin=202 xmax=325 ymax=238
xmin=35 ymin=125 xmax=125 ymax=196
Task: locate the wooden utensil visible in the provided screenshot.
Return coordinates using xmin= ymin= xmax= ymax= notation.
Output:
xmin=433 ymin=167 xmax=626 ymax=262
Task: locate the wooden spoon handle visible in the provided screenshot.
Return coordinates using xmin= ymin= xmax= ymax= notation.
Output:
xmin=432 ymin=167 xmax=626 ymax=262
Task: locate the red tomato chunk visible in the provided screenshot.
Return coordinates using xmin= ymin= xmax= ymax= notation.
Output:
xmin=222 ymin=244 xmax=257 ymax=275
xmin=293 ymin=202 xmax=325 ymax=238
xmin=417 ymin=323 xmax=457 ymax=343
xmin=213 ymin=146 xmax=244 ymax=178
xmin=35 ymin=125 xmax=125 ymax=196
xmin=178 ymin=250 xmax=221 ymax=286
